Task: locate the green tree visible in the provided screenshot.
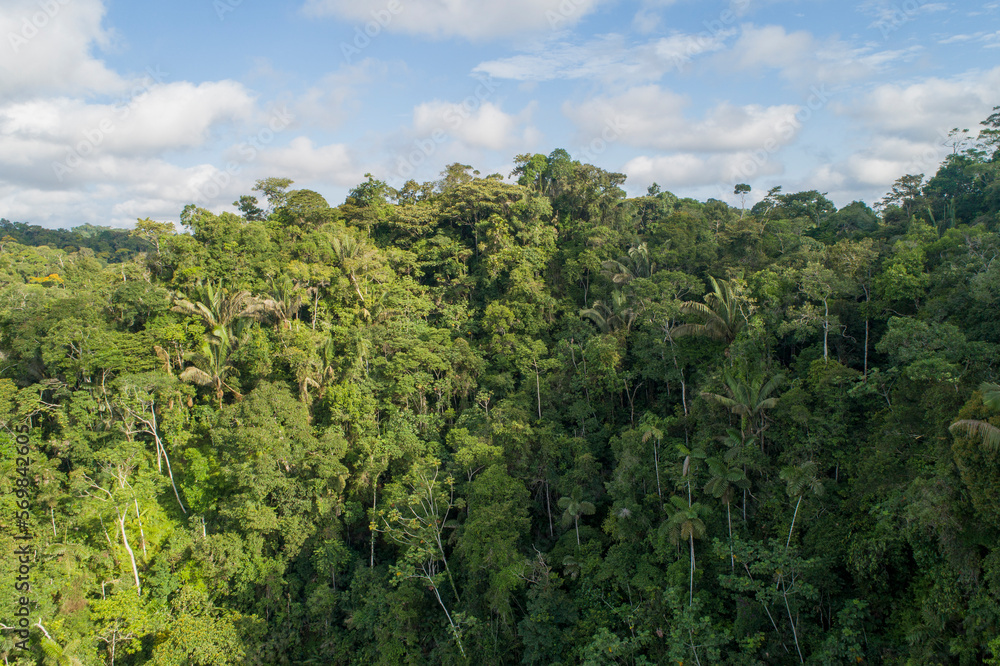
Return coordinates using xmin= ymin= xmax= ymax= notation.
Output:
xmin=704 ymin=456 xmax=748 ymax=569
xmin=373 ymin=457 xmax=467 ymax=656
xmin=779 ymin=460 xmax=824 ymax=552
xmin=949 ymin=382 xmax=1000 ymax=450
xmin=558 ymin=486 xmax=596 ymax=547
xmin=252 ymin=176 xmax=294 ymax=216
xmin=664 ymin=495 xmax=709 ymax=606
xmin=179 ymin=326 xmax=241 ymax=407
xmin=734 ymin=183 xmax=751 ymax=218
xmin=672 ymin=275 xmax=749 ymax=345
xmin=700 ymin=370 xmax=783 ymax=450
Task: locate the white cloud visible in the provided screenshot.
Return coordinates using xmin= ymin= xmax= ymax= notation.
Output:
xmin=565 ymin=85 xmax=803 ymax=153
xmin=412 ymin=100 xmax=537 ymax=152
xmin=0 ymin=80 xmax=257 ymax=191
xmin=801 ymin=66 xmax=1000 ymax=204
xmin=256 ymin=136 xmax=362 ymax=187
xmin=623 ymin=151 xmax=785 ymax=189
xmin=474 ymin=31 xmax=732 ymax=83
xmin=840 ymin=66 xmax=1000 ymax=140
xmin=719 ymin=24 xmax=921 ymax=87
xmin=0 ymin=159 xmax=231 ymax=228
xmin=858 ymin=0 xmax=949 ymax=31
xmin=0 ymin=0 xmax=122 ymax=99
xmin=843 ymin=137 xmax=946 ymax=185
xmin=477 ymin=23 xmax=918 ymax=89
xmin=301 ymin=0 xmax=608 ymax=40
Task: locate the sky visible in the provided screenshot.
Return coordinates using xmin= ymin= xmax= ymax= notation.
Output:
xmin=1 ymin=0 xmax=998 ymax=229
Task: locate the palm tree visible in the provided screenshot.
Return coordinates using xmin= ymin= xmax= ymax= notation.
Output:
xmin=558 ymin=486 xmax=596 ymax=546
xmin=704 ymin=457 xmax=749 ymax=570
xmin=579 ymin=290 xmax=637 ymax=333
xmin=331 ymin=233 xmax=379 ymax=307
xmin=171 ymin=280 xmax=268 ymax=337
xmin=949 ymin=382 xmax=1000 ymax=450
xmin=179 ymin=327 xmax=240 ymax=408
xmin=780 ymin=461 xmax=824 ymax=553
xmin=665 ymin=495 xmax=709 ymax=606
xmin=701 ymin=371 xmax=783 ymax=450
xmin=640 ymin=416 xmax=665 ymax=500
xmin=672 ymin=275 xmax=748 ymax=345
xmin=259 ymin=274 xmax=303 ymax=329
xmin=601 ymin=242 xmax=654 ymax=286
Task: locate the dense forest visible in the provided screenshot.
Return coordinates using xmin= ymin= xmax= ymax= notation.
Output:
xmin=2 ymin=107 xmax=1000 ymax=665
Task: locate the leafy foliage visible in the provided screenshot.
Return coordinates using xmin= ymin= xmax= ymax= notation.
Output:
xmin=4 ymin=112 xmax=1000 ymax=664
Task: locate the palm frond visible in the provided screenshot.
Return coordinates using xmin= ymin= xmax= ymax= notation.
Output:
xmin=949 ymin=419 xmax=1000 ymax=451
xmin=980 ymin=382 xmax=1000 ymax=411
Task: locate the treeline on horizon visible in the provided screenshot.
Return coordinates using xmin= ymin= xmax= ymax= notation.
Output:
xmin=1 ymin=107 xmax=1000 ymax=665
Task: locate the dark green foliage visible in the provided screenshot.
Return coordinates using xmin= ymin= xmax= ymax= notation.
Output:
xmin=3 ymin=108 xmax=1000 ymax=664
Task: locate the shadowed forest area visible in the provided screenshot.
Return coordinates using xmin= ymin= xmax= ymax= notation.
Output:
xmin=2 ymin=108 xmax=1000 ymax=665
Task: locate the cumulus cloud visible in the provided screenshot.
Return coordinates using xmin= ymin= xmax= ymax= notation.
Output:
xmin=565 ymin=85 xmax=804 ymax=153
xmin=840 ymin=66 xmax=1000 ymax=140
xmin=799 ymin=67 xmax=1000 ymax=207
xmin=255 ymin=137 xmax=362 ymax=187
xmin=0 ymin=80 xmax=257 ymax=191
xmin=0 ymin=159 xmax=232 ymax=228
xmin=300 ymin=0 xmax=608 ymax=40
xmin=0 ymin=0 xmax=122 ymax=99
xmin=623 ymin=151 xmax=785 ymax=189
xmin=407 ymin=98 xmax=540 ymax=153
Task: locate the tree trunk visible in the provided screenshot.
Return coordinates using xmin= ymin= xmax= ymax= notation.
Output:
xmin=727 ymin=501 xmax=734 ymax=571
xmin=786 ymin=496 xmax=802 ymax=553
xmin=534 ymin=358 xmax=542 ymax=419
xmin=430 ymin=582 xmax=466 ymax=659
xmin=782 ymin=577 xmax=805 ymax=664
xmin=653 ymin=439 xmax=662 ymax=500
xmin=688 ymin=533 xmax=696 ymax=606
xmin=863 ymin=318 xmax=869 ymax=381
xmin=134 ymin=499 xmax=147 ymax=557
xmin=370 ymin=482 xmax=377 ymax=568
xmin=822 ymin=298 xmax=829 ymax=362
xmin=545 ymin=480 xmax=553 ymax=538
xmin=117 ymin=509 xmax=141 ymax=596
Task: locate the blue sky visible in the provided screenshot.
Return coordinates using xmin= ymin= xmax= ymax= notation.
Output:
xmin=1 ymin=0 xmax=998 ymax=228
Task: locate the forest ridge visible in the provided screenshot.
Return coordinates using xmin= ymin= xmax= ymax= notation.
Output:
xmin=1 ymin=107 xmax=1000 ymax=665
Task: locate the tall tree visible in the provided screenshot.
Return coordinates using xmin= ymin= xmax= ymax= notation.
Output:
xmin=949 ymin=382 xmax=1000 ymax=450
xmin=672 ymin=275 xmax=748 ymax=346
xmin=780 ymin=461 xmax=824 ymax=552
xmin=664 ymin=495 xmax=709 ymax=606
xmin=558 ymin=486 xmax=596 ymax=547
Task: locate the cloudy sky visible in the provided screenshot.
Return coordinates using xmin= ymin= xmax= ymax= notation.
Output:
xmin=1 ymin=0 xmax=998 ymax=228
